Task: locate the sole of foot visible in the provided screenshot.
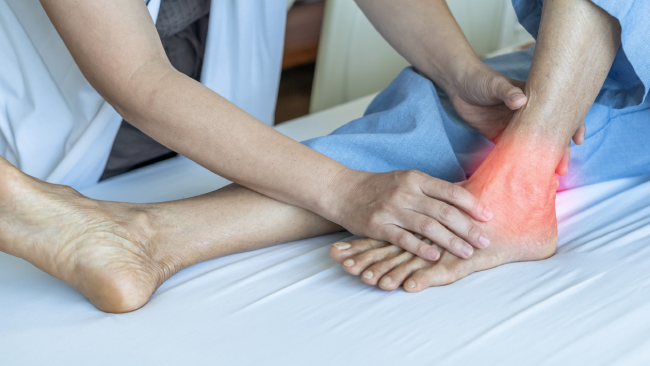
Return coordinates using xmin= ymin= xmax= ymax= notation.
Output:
xmin=0 ymin=158 xmax=175 ymax=313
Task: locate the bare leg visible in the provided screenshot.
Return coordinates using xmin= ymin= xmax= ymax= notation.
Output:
xmin=0 ymin=158 xmax=339 ymax=313
xmin=330 ymin=0 xmax=622 ymax=290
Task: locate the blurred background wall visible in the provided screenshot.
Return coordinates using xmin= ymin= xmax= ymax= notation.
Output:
xmin=275 ymin=0 xmax=534 ymax=124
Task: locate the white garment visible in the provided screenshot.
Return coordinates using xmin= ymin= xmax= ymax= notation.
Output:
xmin=201 ymin=0 xmax=286 ymax=125
xmin=0 ymin=0 xmax=286 ymax=190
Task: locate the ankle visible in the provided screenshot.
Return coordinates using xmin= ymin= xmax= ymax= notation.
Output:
xmin=123 ymin=205 xmax=187 ymax=278
xmin=471 ymin=143 xmax=558 ymax=210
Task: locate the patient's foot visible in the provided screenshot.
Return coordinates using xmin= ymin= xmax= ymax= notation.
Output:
xmin=330 ymin=139 xmax=559 ymax=291
xmin=0 ymin=158 xmax=178 ymax=313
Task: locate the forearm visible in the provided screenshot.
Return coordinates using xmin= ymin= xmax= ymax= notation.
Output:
xmin=354 ymin=0 xmax=480 ymax=95
xmin=511 ymin=0 xmax=620 ymax=160
xmin=41 ymin=0 xmax=352 ymax=218
xmin=118 ymin=62 xmax=350 ymax=217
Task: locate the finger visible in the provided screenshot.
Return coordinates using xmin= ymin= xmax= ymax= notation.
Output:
xmin=573 ymin=121 xmax=586 ymax=145
xmin=494 ymin=77 xmax=527 ymax=110
xmin=383 ymin=225 xmax=441 ymax=261
xmin=556 ymin=146 xmax=571 ymax=176
xmin=416 ymin=198 xmax=490 ymax=249
xmin=421 ymin=178 xmax=493 ymax=222
xmin=398 ymin=211 xmax=476 ymax=259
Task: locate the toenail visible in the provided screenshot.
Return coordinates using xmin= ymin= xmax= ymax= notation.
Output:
xmin=462 ymin=246 xmax=473 ymax=258
xmin=363 ymin=271 xmax=373 ymax=279
xmin=484 ymin=207 xmax=493 ymax=220
xmin=380 ymin=277 xmax=392 ymax=286
xmin=479 ymin=234 xmax=490 ymax=248
xmin=343 ymin=259 xmax=355 ymax=267
xmin=333 ymin=242 xmax=351 ymax=250
xmin=405 ymin=279 xmax=417 ymax=289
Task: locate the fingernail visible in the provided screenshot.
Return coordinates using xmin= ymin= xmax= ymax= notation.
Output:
xmin=405 ymin=279 xmax=417 ymax=289
xmin=479 ymin=234 xmax=490 ymax=248
xmin=380 ymin=276 xmax=392 ymax=286
xmin=484 ymin=207 xmax=493 ymax=220
xmin=363 ymin=271 xmax=373 ymax=279
xmin=462 ymin=245 xmax=474 ymax=258
xmin=343 ymin=259 xmax=355 ymax=267
xmin=429 ymin=248 xmax=440 ymax=261
xmin=333 ymin=242 xmax=351 ymax=250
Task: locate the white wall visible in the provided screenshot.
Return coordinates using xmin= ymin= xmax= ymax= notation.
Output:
xmin=310 ymin=0 xmax=533 ymax=113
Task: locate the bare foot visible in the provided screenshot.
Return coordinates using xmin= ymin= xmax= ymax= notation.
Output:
xmin=330 ymin=141 xmax=559 ymax=292
xmin=0 ymin=158 xmax=179 ymax=313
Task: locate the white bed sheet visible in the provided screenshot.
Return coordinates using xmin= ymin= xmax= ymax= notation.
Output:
xmin=3 ymin=95 xmax=650 ymax=365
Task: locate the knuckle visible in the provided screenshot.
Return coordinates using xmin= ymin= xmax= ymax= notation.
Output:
xmin=448 ymin=236 xmax=464 ymax=250
xmin=438 ymin=204 xmax=456 ymax=222
xmin=419 ymin=218 xmax=438 ymax=235
xmin=396 ymin=232 xmax=413 ymax=249
xmin=448 ymin=184 xmax=463 ymax=200
xmin=467 ymin=224 xmax=481 ymax=240
xmin=368 ymin=213 xmax=385 ymax=229
xmin=402 ymin=170 xmax=421 ymax=182
xmin=414 ymin=241 xmax=428 ymax=255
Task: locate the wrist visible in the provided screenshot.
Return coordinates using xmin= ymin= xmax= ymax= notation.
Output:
xmin=316 ymin=167 xmax=367 ymax=224
xmin=423 ymin=54 xmax=483 ymax=98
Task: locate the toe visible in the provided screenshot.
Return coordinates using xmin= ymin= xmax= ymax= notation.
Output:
xmin=403 ymin=252 xmax=466 ymax=292
xmin=342 ymin=245 xmax=402 ymax=276
xmin=330 ymin=238 xmax=386 ymax=263
xmin=403 ymin=266 xmax=450 ymax=292
xmin=378 ymin=256 xmax=431 ymax=291
xmin=360 ymin=249 xmax=411 ymax=286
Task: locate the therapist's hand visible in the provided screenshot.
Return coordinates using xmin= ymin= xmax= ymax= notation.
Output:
xmin=447 ymin=62 xmax=586 ymax=175
xmin=448 ymin=63 xmax=527 ymax=142
xmin=329 ymin=169 xmax=493 ymax=261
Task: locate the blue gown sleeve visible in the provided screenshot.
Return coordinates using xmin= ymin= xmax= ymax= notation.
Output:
xmin=511 ymin=0 xmax=650 ymax=109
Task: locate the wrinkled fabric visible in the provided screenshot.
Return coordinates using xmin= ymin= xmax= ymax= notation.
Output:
xmin=304 ymin=48 xmax=650 ymax=190
xmin=512 ymin=0 xmax=650 ymax=109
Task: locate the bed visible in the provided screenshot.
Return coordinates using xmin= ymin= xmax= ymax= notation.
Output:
xmin=3 ymin=95 xmax=650 ymax=365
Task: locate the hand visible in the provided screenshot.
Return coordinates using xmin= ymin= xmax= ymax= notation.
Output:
xmin=447 ymin=63 xmax=586 ymax=175
xmin=329 ymin=169 xmax=493 ymax=261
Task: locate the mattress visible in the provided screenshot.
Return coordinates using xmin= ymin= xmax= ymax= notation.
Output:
xmin=3 ymin=95 xmax=650 ymax=365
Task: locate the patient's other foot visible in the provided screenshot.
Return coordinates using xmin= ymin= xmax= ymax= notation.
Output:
xmin=0 ymin=158 xmax=178 ymax=313
xmin=330 ymin=139 xmax=559 ymax=291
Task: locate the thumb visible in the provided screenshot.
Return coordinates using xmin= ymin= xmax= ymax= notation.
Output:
xmin=494 ymin=77 xmax=527 ymax=110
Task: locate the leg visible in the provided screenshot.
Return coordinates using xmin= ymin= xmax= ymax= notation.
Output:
xmin=332 ymin=0 xmax=622 ymax=290
xmin=0 ymin=157 xmax=340 ymax=313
